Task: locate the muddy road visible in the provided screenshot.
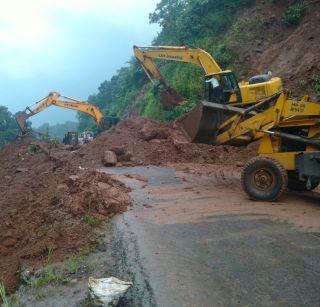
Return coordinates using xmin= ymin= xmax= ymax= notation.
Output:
xmin=106 ymin=164 xmax=320 ymax=306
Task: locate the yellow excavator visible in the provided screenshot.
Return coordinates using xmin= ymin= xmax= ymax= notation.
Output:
xmin=133 ymin=45 xmax=283 ymax=107
xmin=15 ymin=92 xmax=119 ymax=135
xmin=134 ymin=46 xmax=320 ymax=201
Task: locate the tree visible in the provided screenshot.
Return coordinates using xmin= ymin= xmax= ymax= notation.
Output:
xmin=0 ymin=106 xmax=19 ymax=146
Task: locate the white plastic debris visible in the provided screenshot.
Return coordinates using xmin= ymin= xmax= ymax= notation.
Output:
xmin=88 ymin=277 xmax=133 ymax=306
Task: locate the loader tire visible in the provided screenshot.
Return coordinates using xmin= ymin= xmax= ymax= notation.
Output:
xmin=241 ymin=157 xmax=288 ymax=201
xmin=287 ymin=172 xmax=319 ymax=191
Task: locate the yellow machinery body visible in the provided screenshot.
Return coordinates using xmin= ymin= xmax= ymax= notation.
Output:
xmin=180 ymin=92 xmax=320 ymax=201
xmin=134 ymin=46 xmax=283 ymax=107
xmin=15 ymin=92 xmax=120 ymax=135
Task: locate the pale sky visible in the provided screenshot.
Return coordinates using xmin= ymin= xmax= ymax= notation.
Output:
xmin=0 ymin=0 xmax=159 ymax=126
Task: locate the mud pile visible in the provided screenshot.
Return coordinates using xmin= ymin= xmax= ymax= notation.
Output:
xmin=80 ymin=117 xmax=256 ymax=166
xmin=0 ymin=138 xmax=132 ymax=292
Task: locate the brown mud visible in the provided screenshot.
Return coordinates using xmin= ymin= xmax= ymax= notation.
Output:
xmin=80 ymin=117 xmax=256 ymax=167
xmin=0 ymin=138 xmax=132 ymax=292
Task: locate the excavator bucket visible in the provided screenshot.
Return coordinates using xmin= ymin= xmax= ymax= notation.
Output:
xmin=15 ymin=111 xmax=29 ymax=134
xmin=161 ymin=86 xmax=185 ymax=107
xmin=179 ymin=101 xmax=244 ymax=144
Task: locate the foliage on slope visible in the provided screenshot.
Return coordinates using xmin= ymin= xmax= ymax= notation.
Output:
xmin=78 ymin=0 xmax=317 ymax=131
xmin=0 ymin=106 xmax=19 ymax=146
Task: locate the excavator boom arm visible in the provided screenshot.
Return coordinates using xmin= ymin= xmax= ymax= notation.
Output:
xmin=133 ymin=45 xmax=222 ymax=78
xmin=16 ymin=92 xmax=104 ymax=134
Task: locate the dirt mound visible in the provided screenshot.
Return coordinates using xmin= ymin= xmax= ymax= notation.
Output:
xmin=80 ymin=117 xmax=256 ymax=167
xmin=0 ymin=138 xmax=132 ymax=292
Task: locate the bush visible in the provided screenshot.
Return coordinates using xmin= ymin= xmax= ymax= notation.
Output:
xmin=312 ymin=75 xmax=320 ymax=92
xmin=283 ymin=2 xmax=308 ymax=26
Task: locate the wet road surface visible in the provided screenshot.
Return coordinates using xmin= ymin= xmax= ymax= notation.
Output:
xmin=105 ymin=165 xmax=320 ymax=306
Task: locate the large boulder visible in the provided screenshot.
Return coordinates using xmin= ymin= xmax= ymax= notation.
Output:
xmin=102 ymin=151 xmax=117 ymax=167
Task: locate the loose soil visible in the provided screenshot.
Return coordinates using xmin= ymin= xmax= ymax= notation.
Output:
xmin=0 ymin=117 xmax=256 ymax=293
xmin=80 ymin=117 xmax=256 ymax=167
xmin=0 ymin=137 xmax=132 ymax=292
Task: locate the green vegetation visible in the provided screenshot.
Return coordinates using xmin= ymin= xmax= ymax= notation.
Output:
xmin=0 ymin=282 xmax=9 ymax=307
xmin=31 ymin=248 xmax=95 ymax=290
xmin=34 ymin=121 xmax=79 ymax=141
xmin=81 ymin=215 xmax=100 ymax=228
xmin=0 ymin=106 xmax=19 ymax=147
xmin=283 ymin=1 xmax=308 ymax=26
xmin=31 ymin=266 xmax=64 ymax=289
xmin=312 ymin=75 xmax=320 ymax=92
xmin=78 ymin=0 xmax=256 ymax=130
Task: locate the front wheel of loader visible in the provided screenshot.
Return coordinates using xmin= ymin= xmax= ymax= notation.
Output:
xmin=241 ymin=157 xmax=288 ymax=201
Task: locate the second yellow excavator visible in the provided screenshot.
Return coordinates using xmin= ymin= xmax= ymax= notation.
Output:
xmin=133 ymin=45 xmax=283 ymax=107
xmin=15 ymin=92 xmax=119 ymax=134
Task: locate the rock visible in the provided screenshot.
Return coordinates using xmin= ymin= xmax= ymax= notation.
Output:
xmin=69 ymin=175 xmax=79 ymax=182
xmin=140 ymin=125 xmax=158 ymax=141
xmin=15 ymin=168 xmax=28 ymax=173
xmin=57 ymin=184 xmax=69 ymax=192
xmin=149 ymin=139 xmax=162 ymax=144
xmin=88 ymin=277 xmax=133 ymax=306
xmin=102 ymin=151 xmax=117 ymax=167
xmin=236 ymin=161 xmax=245 ymax=167
xmin=156 ymin=128 xmax=169 ymax=139
xmin=118 ymin=153 xmax=132 ymax=162
xmin=110 ymin=146 xmax=126 ymax=156
xmin=97 ymin=182 xmax=110 ymax=190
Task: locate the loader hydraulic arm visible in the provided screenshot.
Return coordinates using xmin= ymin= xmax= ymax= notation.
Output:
xmin=16 ymin=92 xmax=104 ymax=134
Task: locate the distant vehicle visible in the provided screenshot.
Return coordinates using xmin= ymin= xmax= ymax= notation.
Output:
xmin=63 ymin=132 xmax=79 ymax=146
xmin=78 ymin=131 xmax=94 ymax=145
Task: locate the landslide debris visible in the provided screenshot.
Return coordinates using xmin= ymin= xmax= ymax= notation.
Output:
xmin=0 ymin=138 xmax=132 ymax=292
xmin=80 ymin=117 xmax=256 ymax=167
xmin=0 ymin=117 xmax=255 ymax=292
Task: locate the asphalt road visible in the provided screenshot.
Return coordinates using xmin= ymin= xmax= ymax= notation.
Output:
xmin=106 ymin=165 xmax=320 ymax=307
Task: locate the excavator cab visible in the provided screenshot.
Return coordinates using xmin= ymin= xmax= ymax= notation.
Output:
xmin=205 ymin=71 xmax=242 ymax=104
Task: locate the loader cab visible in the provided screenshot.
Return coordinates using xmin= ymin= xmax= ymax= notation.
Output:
xmin=205 ymin=71 xmax=242 ymax=104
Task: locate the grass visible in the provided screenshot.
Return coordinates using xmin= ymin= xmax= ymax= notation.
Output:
xmin=31 ymin=266 xmax=65 ymax=289
xmin=27 ymin=144 xmax=41 ymax=154
xmin=46 ymin=245 xmax=54 ymax=264
xmin=81 ymin=215 xmax=100 ymax=228
xmin=31 ymin=243 xmax=99 ymax=290
xmin=283 ymin=1 xmax=309 ymax=26
xmin=0 ymin=283 xmax=9 ymax=307
xmin=312 ymin=75 xmax=320 ymax=92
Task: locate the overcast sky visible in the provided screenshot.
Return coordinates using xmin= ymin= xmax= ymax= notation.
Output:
xmin=0 ymin=0 xmax=159 ymax=126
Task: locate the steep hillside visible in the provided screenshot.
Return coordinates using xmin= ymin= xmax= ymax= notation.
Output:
xmin=78 ymin=0 xmax=320 ymax=130
xmin=229 ymin=0 xmax=320 ymax=98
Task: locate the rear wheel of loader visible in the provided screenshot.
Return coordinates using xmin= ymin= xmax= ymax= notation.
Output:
xmin=287 ymin=172 xmax=319 ymax=191
xmin=241 ymin=157 xmax=288 ymax=201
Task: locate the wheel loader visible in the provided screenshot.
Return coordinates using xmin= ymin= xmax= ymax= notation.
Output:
xmin=134 ymin=46 xmax=320 ymax=201
xmin=180 ymin=92 xmax=320 ymax=201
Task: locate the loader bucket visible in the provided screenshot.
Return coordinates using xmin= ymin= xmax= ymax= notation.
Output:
xmin=161 ymin=86 xmax=185 ymax=107
xmin=179 ymin=101 xmax=244 ymax=144
xmin=179 ymin=101 xmax=223 ymax=144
